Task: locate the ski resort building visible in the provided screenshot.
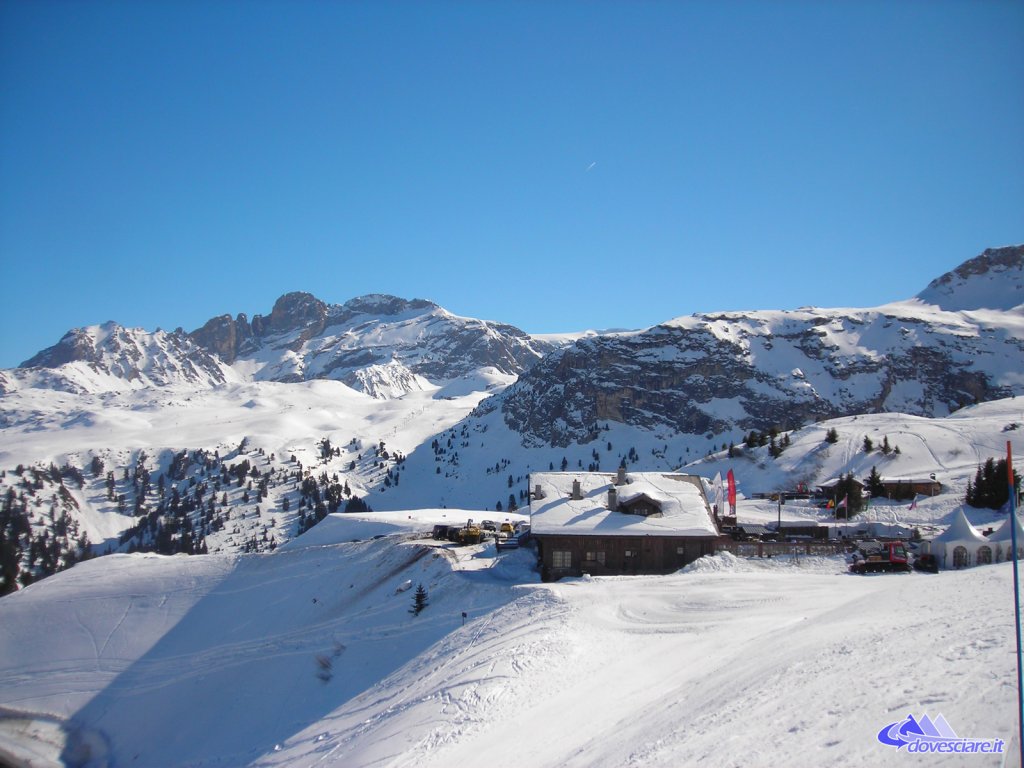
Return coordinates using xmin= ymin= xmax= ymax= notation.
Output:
xmin=528 ymin=468 xmax=720 ymax=581
xmin=877 ymin=476 xmax=943 ymax=499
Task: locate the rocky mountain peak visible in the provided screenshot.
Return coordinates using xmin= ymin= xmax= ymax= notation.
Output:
xmin=254 ymin=292 xmax=328 ymax=337
xmin=916 ymin=244 xmax=1023 ymax=311
xmin=340 ymin=294 xmax=437 ymax=318
xmin=12 ymin=322 xmax=233 ymax=393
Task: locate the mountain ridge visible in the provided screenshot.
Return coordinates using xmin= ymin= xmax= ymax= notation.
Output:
xmin=0 ymin=244 xmax=1022 ymax=578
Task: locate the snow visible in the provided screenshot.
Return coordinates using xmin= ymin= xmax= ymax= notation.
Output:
xmin=1 ymin=513 xmax=1020 ymax=767
xmin=1 ymin=258 xmax=1023 ymax=764
xmin=530 ymin=472 xmax=719 ymax=536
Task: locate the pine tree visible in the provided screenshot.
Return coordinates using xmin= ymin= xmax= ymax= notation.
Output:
xmin=866 ymin=466 xmax=885 ymax=498
xmin=410 ymin=583 xmax=429 ymax=616
xmin=966 ymin=457 xmax=1021 ymax=509
xmin=824 ymin=428 xmax=839 ymax=445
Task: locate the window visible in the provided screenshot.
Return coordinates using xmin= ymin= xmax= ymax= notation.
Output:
xmin=584 ymin=551 xmax=606 ymax=565
xmin=552 ymin=550 xmax=572 ymax=569
xmin=952 ymin=546 xmax=969 ymax=569
xmin=977 ymin=546 xmax=992 ymax=565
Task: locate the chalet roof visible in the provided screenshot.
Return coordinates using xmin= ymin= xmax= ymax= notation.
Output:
xmin=818 ymin=477 xmax=863 ymax=489
xmin=736 ymin=524 xmax=771 ymax=536
xmin=931 ymin=508 xmax=988 ymax=545
xmin=988 ymin=513 xmax=1024 ymax=543
xmin=878 ymin=477 xmax=941 ymax=485
xmin=529 ymin=472 xmax=718 ymax=537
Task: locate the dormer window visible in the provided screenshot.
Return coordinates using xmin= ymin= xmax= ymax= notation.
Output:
xmin=619 ymin=494 xmax=663 ymax=518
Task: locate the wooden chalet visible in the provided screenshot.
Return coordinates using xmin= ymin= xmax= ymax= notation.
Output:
xmin=529 ymin=467 xmax=720 ymax=581
xmin=877 ymin=476 xmax=942 ymax=498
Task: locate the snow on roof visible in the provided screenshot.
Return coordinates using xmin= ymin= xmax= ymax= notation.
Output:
xmin=817 ymin=477 xmax=863 ymax=488
xmin=930 ymin=508 xmax=989 ymax=544
xmin=529 ymin=472 xmax=718 ymax=537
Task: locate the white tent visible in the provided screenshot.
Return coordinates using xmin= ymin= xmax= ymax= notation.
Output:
xmin=927 ymin=508 xmax=990 ymax=569
xmin=987 ymin=512 xmax=1024 ymax=563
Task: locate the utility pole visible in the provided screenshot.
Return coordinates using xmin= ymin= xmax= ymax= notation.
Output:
xmin=1008 ymin=441 xmax=1022 ymax=768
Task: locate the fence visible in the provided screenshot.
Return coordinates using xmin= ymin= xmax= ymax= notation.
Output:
xmin=715 ymin=539 xmax=846 ymax=558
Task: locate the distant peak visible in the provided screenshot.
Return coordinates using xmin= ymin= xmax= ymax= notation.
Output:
xmin=916 ymin=245 xmax=1023 ymax=311
xmin=341 ymin=294 xmax=437 ymax=316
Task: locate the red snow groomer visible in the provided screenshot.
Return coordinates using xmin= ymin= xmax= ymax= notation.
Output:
xmin=849 ymin=541 xmax=911 ymax=574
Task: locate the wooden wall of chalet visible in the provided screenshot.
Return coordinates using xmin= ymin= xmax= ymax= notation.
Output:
xmin=536 ymin=534 xmax=716 ymax=581
xmin=879 ymin=480 xmax=942 ymax=499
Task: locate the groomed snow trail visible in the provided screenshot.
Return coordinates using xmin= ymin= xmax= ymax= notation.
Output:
xmin=1 ymin=539 xmax=1018 ymax=768
xmin=263 ymin=555 xmax=1019 ymax=768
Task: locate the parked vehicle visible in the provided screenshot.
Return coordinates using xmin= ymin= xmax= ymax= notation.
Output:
xmin=849 ymin=541 xmax=911 ymax=574
xmin=912 ymin=553 xmax=940 ymax=574
xmin=458 ymin=522 xmax=483 ymax=545
xmin=481 ymin=520 xmax=497 ymax=532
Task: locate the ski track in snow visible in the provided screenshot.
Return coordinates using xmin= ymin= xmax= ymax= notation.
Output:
xmin=0 ymin=532 xmax=1020 ymax=768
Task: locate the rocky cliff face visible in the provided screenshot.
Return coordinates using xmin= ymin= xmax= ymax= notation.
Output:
xmin=916 ymin=244 xmax=1024 ymax=311
xmin=188 ymin=293 xmax=553 ymax=396
xmin=7 ymin=293 xmax=555 ymax=398
xmin=490 ymin=300 xmax=1024 ymax=448
xmin=8 ymin=322 xmax=234 ymax=394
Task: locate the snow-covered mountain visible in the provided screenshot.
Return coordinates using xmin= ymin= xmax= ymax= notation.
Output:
xmin=5 ymin=293 xmax=554 ymax=400
xmin=493 ymin=301 xmax=1023 ymax=448
xmin=1 ymin=245 xmax=1022 ymax=567
xmin=916 ymin=244 xmax=1024 ymax=312
xmin=0 ymin=250 xmax=1023 ymax=768
xmin=493 ymin=246 xmax=1024 ymax=447
xmin=189 ymin=292 xmax=555 ymax=398
xmin=1 ymin=322 xmax=237 ymax=395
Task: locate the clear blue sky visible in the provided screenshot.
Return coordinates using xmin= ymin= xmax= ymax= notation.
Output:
xmin=1 ymin=0 xmax=1021 ymax=368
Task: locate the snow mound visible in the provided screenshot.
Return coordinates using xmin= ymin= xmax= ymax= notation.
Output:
xmin=682 ymin=552 xmax=849 ymax=575
xmin=680 ymin=551 xmax=755 ymax=573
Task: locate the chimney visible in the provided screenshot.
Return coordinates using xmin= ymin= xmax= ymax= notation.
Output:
xmin=615 ymin=466 xmax=627 ymax=486
xmin=534 ymin=483 xmax=544 ymax=500
xmin=607 ymin=487 xmax=618 ymax=510
xmin=571 ymin=479 xmax=582 ymax=500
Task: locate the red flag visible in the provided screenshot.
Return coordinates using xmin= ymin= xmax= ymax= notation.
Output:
xmin=837 ymin=495 xmax=847 ymax=509
xmin=726 ymin=469 xmax=736 ymax=509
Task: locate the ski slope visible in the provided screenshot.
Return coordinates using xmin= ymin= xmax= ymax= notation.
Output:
xmin=1 ymin=510 xmax=1020 ymax=767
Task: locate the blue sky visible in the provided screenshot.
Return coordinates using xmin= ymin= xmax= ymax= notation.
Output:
xmin=1 ymin=0 xmax=1021 ymax=368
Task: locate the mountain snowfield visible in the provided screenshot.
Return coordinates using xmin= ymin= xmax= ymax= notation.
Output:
xmin=1 ymin=245 xmax=1023 ymax=765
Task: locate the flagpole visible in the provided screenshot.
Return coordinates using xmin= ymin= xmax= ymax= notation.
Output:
xmin=1008 ymin=439 xmax=1023 ymax=768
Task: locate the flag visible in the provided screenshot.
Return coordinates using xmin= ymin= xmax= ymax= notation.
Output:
xmin=726 ymin=469 xmax=737 ymax=512
xmin=827 ymin=499 xmax=835 ymax=509
xmin=712 ymin=472 xmax=724 ymax=512
xmin=837 ymin=495 xmax=847 ymax=509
